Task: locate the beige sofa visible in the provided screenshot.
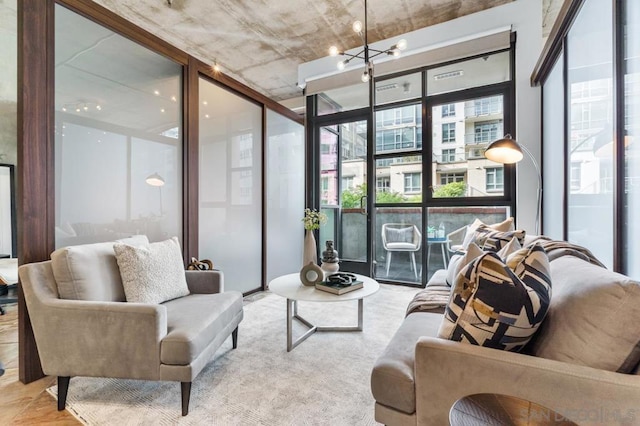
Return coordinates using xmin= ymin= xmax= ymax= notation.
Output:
xmin=371 ymin=246 xmax=640 ymax=425
xmin=19 ymin=238 xmax=244 ymax=416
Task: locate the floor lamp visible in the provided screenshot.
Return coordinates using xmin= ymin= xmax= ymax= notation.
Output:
xmin=484 ymin=134 xmax=542 ymax=235
xmin=145 ymin=172 xmax=165 ymax=217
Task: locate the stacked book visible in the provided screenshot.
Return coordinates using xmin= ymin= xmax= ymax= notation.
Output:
xmin=315 ymin=279 xmax=363 ymax=295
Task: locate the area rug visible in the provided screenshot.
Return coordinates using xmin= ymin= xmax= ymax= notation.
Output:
xmin=48 ymin=284 xmax=418 ymax=425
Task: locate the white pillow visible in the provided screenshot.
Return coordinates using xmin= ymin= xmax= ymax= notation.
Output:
xmin=461 ymin=217 xmax=514 ymax=249
xmin=114 ymin=236 xmax=189 ymax=304
xmin=445 ymin=243 xmax=483 ymax=287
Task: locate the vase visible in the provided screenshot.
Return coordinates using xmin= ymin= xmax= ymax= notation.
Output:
xmin=303 ymin=230 xmax=317 ymax=267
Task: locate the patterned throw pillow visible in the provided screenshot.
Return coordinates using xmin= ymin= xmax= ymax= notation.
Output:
xmin=445 ymin=243 xmax=483 ymax=287
xmin=472 ymin=225 xmax=526 ymax=251
xmin=461 ymin=217 xmax=514 ymax=249
xmin=114 ymin=236 xmax=190 ymax=304
xmin=438 ymin=243 xmax=551 ymax=352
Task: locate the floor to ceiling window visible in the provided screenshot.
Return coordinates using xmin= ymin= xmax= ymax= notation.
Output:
xmin=54 ymin=4 xmax=183 ymax=248
xmin=309 ymin=48 xmax=515 ymax=285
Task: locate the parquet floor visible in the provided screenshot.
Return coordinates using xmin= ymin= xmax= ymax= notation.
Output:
xmin=0 ymin=304 xmax=80 ymax=425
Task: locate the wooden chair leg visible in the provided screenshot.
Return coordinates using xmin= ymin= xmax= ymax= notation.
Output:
xmin=232 ymin=327 xmax=238 ymax=349
xmin=58 ymin=376 xmax=70 ymax=411
xmin=181 ymin=381 xmax=191 ymax=416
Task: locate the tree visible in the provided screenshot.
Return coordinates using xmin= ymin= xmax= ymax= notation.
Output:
xmin=433 ymin=181 xmax=466 ymax=198
xmin=341 ymin=183 xmax=406 ymax=207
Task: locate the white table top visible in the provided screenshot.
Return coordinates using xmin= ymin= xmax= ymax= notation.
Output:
xmin=268 ymin=272 xmax=380 ymax=302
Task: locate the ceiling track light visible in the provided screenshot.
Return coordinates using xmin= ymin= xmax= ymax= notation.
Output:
xmin=328 ymin=0 xmax=406 ymax=83
xmin=212 ymin=60 xmax=221 ymax=73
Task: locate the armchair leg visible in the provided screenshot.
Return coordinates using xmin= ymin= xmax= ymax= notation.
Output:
xmin=58 ymin=376 xmax=70 ymax=411
xmin=232 ymin=326 xmax=238 ymax=349
xmin=181 ymin=381 xmax=191 ymax=416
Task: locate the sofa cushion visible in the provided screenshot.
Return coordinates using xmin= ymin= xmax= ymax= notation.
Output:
xmin=161 ymin=291 xmax=243 ymax=365
xmin=467 ymin=225 xmax=526 ymax=250
xmin=530 ymin=255 xmax=640 ymax=373
xmin=51 ymin=235 xmax=149 ymax=301
xmin=371 ymin=312 xmax=442 ymax=415
xmin=438 ymin=244 xmax=551 ymax=352
xmin=461 ymin=217 xmax=514 ymax=249
xmin=115 ymin=237 xmax=189 ymax=304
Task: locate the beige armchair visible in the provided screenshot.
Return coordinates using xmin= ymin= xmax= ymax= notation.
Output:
xmin=382 ymin=224 xmax=422 ymax=280
xmin=18 ymin=239 xmax=243 ymax=416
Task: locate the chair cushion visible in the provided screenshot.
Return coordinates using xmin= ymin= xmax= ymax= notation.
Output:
xmin=371 ymin=312 xmax=442 ymax=414
xmin=161 ymin=291 xmax=243 ymax=365
xmin=386 ymin=242 xmax=417 ymax=250
xmin=386 ymin=226 xmax=415 ymax=244
xmin=438 ymin=244 xmax=551 ymax=352
xmin=51 ymin=235 xmax=149 ymax=301
xmin=114 ymin=237 xmax=189 ymax=304
xmin=530 ymin=255 xmax=640 ymax=373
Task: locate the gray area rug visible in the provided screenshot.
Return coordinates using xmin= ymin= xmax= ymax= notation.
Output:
xmin=48 ymin=284 xmax=417 ymax=425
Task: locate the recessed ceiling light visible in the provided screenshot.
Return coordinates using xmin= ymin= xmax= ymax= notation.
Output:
xmin=154 ymin=90 xmax=160 ymax=95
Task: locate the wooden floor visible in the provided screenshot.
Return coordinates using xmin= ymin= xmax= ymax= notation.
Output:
xmin=0 ymin=303 xmax=80 ymax=425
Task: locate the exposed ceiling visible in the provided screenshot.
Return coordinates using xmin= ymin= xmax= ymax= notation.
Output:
xmin=91 ymin=0 xmax=516 ymax=101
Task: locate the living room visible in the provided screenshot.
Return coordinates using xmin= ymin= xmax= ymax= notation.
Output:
xmin=1 ymin=0 xmax=639 ymax=424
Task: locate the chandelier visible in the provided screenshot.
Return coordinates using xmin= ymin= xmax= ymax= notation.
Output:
xmin=328 ymin=0 xmax=407 ymax=83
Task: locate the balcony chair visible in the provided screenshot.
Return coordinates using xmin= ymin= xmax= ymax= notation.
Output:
xmin=445 ymin=225 xmax=467 ymax=254
xmin=382 ymin=223 xmax=422 ymax=280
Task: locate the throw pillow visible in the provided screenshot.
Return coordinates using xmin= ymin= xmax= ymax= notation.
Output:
xmin=114 ymin=236 xmax=189 ymax=304
xmin=461 ymin=217 xmax=514 ymax=249
xmin=470 ymin=225 xmax=526 ymax=250
xmin=495 ymin=237 xmax=522 ymax=259
xmin=438 ymin=243 xmax=551 ymax=352
xmin=445 ymin=243 xmax=483 ymax=287
xmin=386 ymin=226 xmax=415 ymax=244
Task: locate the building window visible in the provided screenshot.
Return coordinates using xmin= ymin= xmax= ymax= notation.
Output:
xmin=376 ymin=176 xmax=390 ymax=192
xmin=440 ymin=173 xmax=465 ymax=185
xmin=570 ymin=162 xmax=581 ymax=191
xmin=442 ymin=148 xmax=456 ymax=163
xmin=442 ymin=103 xmax=456 ymax=117
xmin=486 ymin=167 xmax=504 ymax=192
xmin=442 ymin=123 xmax=456 ymax=143
xmin=474 ymin=121 xmax=501 ymax=143
xmin=342 ymin=176 xmax=354 ymax=190
xmin=321 ymin=177 xmax=329 ymax=191
xmin=404 ymin=172 xmax=421 ymax=192
xmin=473 ymin=96 xmax=502 ymax=116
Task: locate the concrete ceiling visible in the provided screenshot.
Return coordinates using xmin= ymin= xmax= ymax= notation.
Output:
xmin=92 ymin=0 xmax=516 ymax=101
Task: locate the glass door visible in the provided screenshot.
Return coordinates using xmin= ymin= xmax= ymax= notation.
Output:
xmin=318 ymin=119 xmax=371 ymax=275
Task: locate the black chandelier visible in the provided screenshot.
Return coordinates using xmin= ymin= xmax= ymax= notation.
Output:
xmin=328 ymin=0 xmax=407 ymax=83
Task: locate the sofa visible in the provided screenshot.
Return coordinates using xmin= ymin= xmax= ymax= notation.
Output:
xmin=371 ymin=240 xmax=640 ymax=425
xmin=18 ymin=237 xmax=244 ymax=416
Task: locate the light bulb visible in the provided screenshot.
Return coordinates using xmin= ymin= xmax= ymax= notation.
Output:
xmin=96 ymin=105 xmax=102 ymax=110
xmin=83 ymin=105 xmax=88 ymax=111
xmin=397 ymin=39 xmax=407 ymax=51
xmin=75 ymin=108 xmax=80 ymax=112
xmin=337 ymin=61 xmax=346 ymax=71
xmin=213 ymin=62 xmax=220 ymax=72
xmin=62 ymin=107 xmax=67 ymax=112
xmin=361 ymin=71 xmax=369 ymax=83
xmin=352 ymin=20 xmax=362 ymax=33
xmin=329 ymin=46 xmax=339 ymax=57
xmin=393 ymin=50 xmax=401 ymax=57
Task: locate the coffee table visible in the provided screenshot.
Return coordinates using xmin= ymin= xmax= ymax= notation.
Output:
xmin=268 ymin=273 xmax=380 ymax=351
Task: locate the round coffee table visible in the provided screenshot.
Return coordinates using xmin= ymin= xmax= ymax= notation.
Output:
xmin=268 ymin=273 xmax=380 ymax=351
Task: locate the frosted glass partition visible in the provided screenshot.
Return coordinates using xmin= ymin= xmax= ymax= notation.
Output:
xmin=542 ymin=54 xmax=565 ymax=240
xmin=54 ymin=5 xmax=182 ymax=247
xmin=625 ymin=0 xmax=640 ymax=279
xmin=265 ymin=109 xmax=304 ymax=282
xmin=566 ymin=0 xmax=613 ymax=268
xmin=199 ymin=78 xmax=262 ymax=293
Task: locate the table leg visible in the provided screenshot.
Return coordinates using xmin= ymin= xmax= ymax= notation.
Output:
xmin=441 ymin=243 xmax=448 ymax=269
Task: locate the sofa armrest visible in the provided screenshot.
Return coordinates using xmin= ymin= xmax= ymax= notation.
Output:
xmin=30 ymin=297 xmax=167 ymax=380
xmin=414 ymin=337 xmax=640 ymax=425
xmin=185 ymin=270 xmax=224 ymax=294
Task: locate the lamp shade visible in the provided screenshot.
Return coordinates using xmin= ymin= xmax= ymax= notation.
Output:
xmin=145 ymin=172 xmax=165 ymax=187
xmin=484 ymin=134 xmax=524 ymax=164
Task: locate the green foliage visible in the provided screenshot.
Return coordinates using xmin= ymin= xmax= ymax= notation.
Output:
xmin=433 ymin=181 xmax=467 ymax=198
xmin=341 ymin=183 xmax=407 ymax=207
xmin=376 ymin=190 xmax=406 ymax=204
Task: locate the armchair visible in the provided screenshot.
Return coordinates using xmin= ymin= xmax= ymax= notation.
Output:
xmin=445 ymin=225 xmax=466 ymax=254
xmin=381 ymin=224 xmax=422 ymax=280
xmin=18 ymin=240 xmax=243 ymax=416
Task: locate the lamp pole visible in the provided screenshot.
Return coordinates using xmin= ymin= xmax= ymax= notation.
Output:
xmin=518 ymin=143 xmax=542 ymax=235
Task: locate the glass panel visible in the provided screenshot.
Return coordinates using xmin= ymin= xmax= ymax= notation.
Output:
xmin=374 ymin=207 xmax=422 ymax=283
xmin=375 ymin=72 xmax=422 ymax=106
xmin=625 ymin=0 xmax=640 ymax=279
xmin=320 ymin=127 xmax=338 ymax=205
xmin=265 ymin=109 xmax=305 ymax=282
xmin=0 ymin=0 xmax=17 ymax=257
xmin=317 ymin=82 xmax=368 ymax=115
xmin=432 ymin=95 xmax=505 ymax=197
xmin=339 ymin=120 xmax=367 ymax=262
xmin=426 ymin=206 xmax=511 ymax=279
xmin=375 ymin=104 xmax=422 ymax=154
xmin=319 ymin=207 xmax=337 ymax=255
xmin=199 ymin=78 xmax=262 ymax=293
xmin=55 ymin=5 xmax=182 ymax=247
xmin=375 ymin=156 xmax=423 ymax=203
xmin=542 ymin=53 xmax=565 ymax=239
xmin=567 ymin=0 xmax=613 ymax=268
xmin=427 ymin=51 xmax=510 ymax=96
